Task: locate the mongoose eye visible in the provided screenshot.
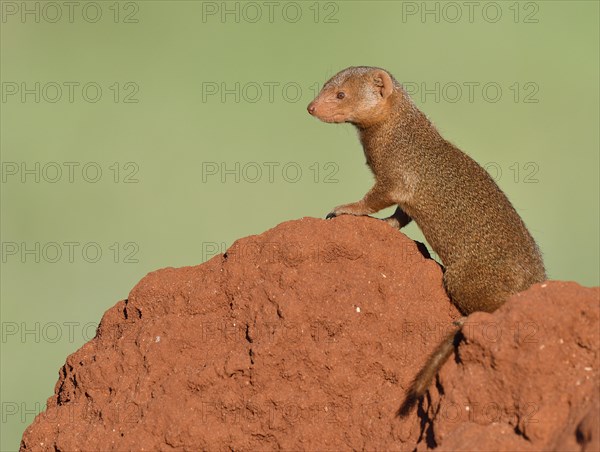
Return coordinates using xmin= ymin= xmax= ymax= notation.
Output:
xmin=336 ymin=92 xmax=345 ymax=99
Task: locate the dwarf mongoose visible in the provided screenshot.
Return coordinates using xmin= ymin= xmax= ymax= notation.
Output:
xmin=307 ymin=66 xmax=546 ymax=415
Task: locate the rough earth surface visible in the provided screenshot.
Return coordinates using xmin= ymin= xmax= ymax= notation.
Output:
xmin=20 ymin=217 xmax=599 ymax=451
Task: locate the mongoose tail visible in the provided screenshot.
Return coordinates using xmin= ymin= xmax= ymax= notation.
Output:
xmin=398 ymin=328 xmax=462 ymax=417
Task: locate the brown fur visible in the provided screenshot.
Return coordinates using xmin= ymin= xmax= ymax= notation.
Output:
xmin=307 ymin=66 xmax=546 ymax=414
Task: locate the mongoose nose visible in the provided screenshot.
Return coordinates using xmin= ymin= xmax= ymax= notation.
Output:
xmin=307 ymin=102 xmax=316 ymax=115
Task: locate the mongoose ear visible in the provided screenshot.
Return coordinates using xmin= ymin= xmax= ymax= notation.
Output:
xmin=373 ymin=70 xmax=394 ymax=99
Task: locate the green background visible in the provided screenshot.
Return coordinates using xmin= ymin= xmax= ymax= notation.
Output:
xmin=1 ymin=0 xmax=598 ymax=449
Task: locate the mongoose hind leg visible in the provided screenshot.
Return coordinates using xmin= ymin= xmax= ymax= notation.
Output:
xmin=382 ymin=206 xmax=412 ymax=229
xmin=443 ymin=262 xmax=509 ymax=315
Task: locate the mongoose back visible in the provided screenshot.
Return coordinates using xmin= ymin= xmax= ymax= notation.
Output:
xmin=307 ymin=66 xmax=546 ymax=415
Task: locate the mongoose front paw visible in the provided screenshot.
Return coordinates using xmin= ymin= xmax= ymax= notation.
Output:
xmin=325 ymin=212 xmax=337 ymax=219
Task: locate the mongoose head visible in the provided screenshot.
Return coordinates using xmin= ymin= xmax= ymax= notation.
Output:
xmin=307 ymin=66 xmax=399 ymax=127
